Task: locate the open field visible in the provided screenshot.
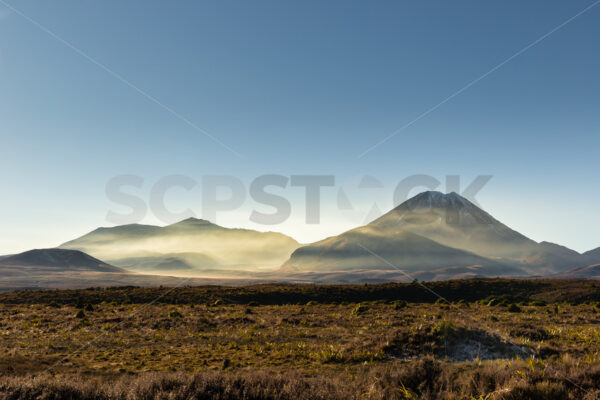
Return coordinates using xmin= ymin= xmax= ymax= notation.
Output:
xmin=1 ymin=279 xmax=600 ymax=399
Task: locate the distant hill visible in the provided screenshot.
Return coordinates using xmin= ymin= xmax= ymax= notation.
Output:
xmin=60 ymin=217 xmax=300 ymax=273
xmin=515 ymin=242 xmax=587 ymax=274
xmin=5 ymin=192 xmax=597 ymax=286
xmin=0 ymin=249 xmax=125 ymax=273
xmin=552 ymin=264 xmax=600 ymax=280
xmin=282 ymin=191 xmax=590 ymax=277
xmin=583 ymin=247 xmax=600 ymax=264
xmin=0 ymin=248 xmax=272 ymax=290
xmin=115 ymin=252 xmax=222 ymax=273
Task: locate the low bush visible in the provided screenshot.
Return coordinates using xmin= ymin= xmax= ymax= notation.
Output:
xmin=507 ymin=304 xmax=522 ymax=313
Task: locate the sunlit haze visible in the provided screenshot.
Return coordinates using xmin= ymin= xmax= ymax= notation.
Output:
xmin=1 ymin=0 xmax=599 ymax=254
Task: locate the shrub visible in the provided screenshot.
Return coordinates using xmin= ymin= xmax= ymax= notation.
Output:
xmin=487 ymin=298 xmax=500 ymax=306
xmin=351 ymin=304 xmax=368 ymax=315
xmin=510 ymin=327 xmax=551 ymax=341
xmin=75 ymin=310 xmax=85 ymax=319
xmin=502 ymin=381 xmax=567 ymax=400
xmin=507 ymin=304 xmax=522 ymax=313
xmin=168 ymin=310 xmax=183 ymax=318
xmin=393 ymin=300 xmax=407 ymax=310
xmin=431 ymin=321 xmax=457 ymax=338
xmin=529 ymin=300 xmax=547 ymax=306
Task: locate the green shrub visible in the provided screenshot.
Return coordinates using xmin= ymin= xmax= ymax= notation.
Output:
xmin=431 ymin=321 xmax=457 ymax=338
xmin=351 ymin=304 xmax=368 ymax=315
xmin=168 ymin=310 xmax=183 ymax=318
xmin=75 ymin=310 xmax=86 ymax=319
xmin=487 ymin=298 xmax=499 ymax=306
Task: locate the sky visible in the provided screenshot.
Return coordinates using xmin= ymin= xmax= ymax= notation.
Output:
xmin=0 ymin=0 xmax=599 ymax=254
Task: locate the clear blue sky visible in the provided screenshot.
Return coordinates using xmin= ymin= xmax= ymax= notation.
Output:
xmin=1 ymin=0 xmax=599 ymax=254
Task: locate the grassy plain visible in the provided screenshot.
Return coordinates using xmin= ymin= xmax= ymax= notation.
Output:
xmin=1 ymin=279 xmax=600 ymax=399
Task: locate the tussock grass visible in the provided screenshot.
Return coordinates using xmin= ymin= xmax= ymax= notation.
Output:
xmin=1 ymin=280 xmax=600 ymax=399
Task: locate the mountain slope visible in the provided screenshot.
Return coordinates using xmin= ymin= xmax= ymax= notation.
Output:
xmin=60 ymin=217 xmax=300 ymax=271
xmin=369 ymin=191 xmax=589 ymax=273
xmin=583 ymin=247 xmax=600 ymax=265
xmin=282 ymin=225 xmax=524 ymax=278
xmin=369 ymin=191 xmax=535 ymax=259
xmin=115 ymin=252 xmax=222 ymax=273
xmin=283 ymin=191 xmax=585 ymax=276
xmin=517 ymin=242 xmax=585 ymax=274
xmin=552 ymin=264 xmax=600 ymax=280
xmin=0 ymin=249 xmax=125 ymax=273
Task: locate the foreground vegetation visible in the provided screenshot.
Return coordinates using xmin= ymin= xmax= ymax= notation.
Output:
xmin=1 ymin=279 xmax=600 ymax=399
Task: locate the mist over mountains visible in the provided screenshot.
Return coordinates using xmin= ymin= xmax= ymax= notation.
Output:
xmin=1 ymin=191 xmax=599 ymax=289
xmin=59 ymin=217 xmax=299 ymax=274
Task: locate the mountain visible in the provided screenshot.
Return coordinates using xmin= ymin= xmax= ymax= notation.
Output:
xmin=282 ymin=225 xmax=514 ymax=273
xmin=282 ymin=191 xmax=585 ymax=277
xmin=369 ymin=191 xmax=536 ymax=259
xmin=365 ymin=191 xmax=592 ymax=274
xmin=583 ymin=247 xmax=600 ymax=264
xmin=115 ymin=252 xmax=222 ymax=273
xmin=0 ymin=248 xmax=275 ymax=290
xmin=553 ymin=264 xmax=600 ymax=280
xmin=0 ymin=249 xmax=125 ymax=273
xmin=558 ymin=248 xmax=600 ymax=279
xmin=517 ymin=242 xmax=586 ymax=274
xmin=60 ymin=217 xmax=300 ymax=272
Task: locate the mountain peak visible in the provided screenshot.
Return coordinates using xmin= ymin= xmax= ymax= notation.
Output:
xmin=168 ymin=217 xmax=216 ymax=227
xmin=400 ymin=191 xmax=473 ymax=210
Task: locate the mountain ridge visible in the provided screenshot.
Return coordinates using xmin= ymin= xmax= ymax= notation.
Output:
xmin=60 ymin=217 xmax=300 ymax=272
xmin=282 ymin=191 xmax=597 ymax=277
xmin=0 ymin=248 xmax=125 ymax=273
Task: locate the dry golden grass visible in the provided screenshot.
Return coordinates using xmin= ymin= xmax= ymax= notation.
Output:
xmin=1 ymin=281 xmax=600 ymax=399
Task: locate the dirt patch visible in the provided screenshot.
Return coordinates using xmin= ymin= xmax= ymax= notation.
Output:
xmin=385 ymin=321 xmax=531 ymax=362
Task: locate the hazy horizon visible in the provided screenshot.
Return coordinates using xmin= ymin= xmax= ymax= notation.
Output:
xmin=4 ymin=188 xmax=599 ymax=256
xmin=1 ymin=0 xmax=599 ymax=254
